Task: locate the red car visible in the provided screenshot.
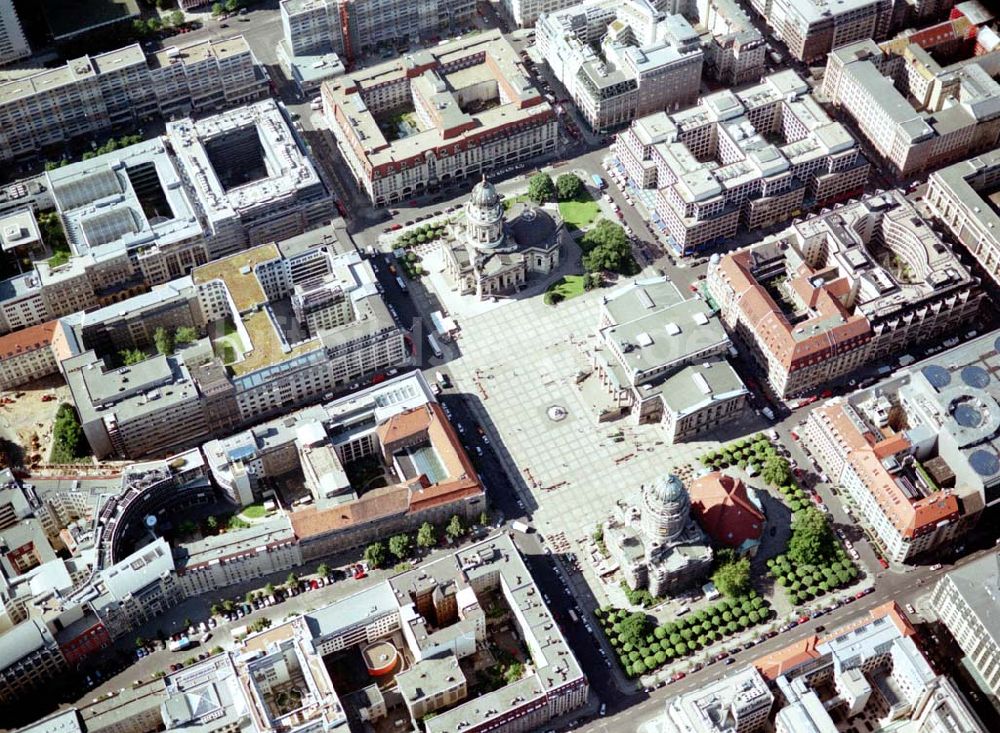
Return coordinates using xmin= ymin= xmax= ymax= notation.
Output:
xmin=855 ymin=591 xmax=865 ymax=599
xmin=878 ymin=557 xmax=889 ymax=569
xmin=353 ymin=564 xmax=367 ymax=580
xmin=820 ymin=389 xmax=833 ymax=398
xmin=798 ymin=615 xmax=810 ymax=624
xmin=670 ymin=672 xmax=686 ymax=682
xmin=790 ymin=432 xmax=800 ymax=441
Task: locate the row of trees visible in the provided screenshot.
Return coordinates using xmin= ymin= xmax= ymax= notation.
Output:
xmin=700 ymin=435 xmax=782 ymax=475
xmin=118 ymin=326 xmax=199 ymax=365
xmin=363 ymin=514 xmax=482 ymax=568
xmin=211 ymin=0 xmax=245 ymax=16
xmin=397 ymin=223 xmax=447 ymax=248
xmin=595 ymin=592 xmax=773 ymax=678
xmin=44 ymin=135 xmax=145 ymax=172
xmin=526 ymin=172 xmax=586 ymax=204
xmin=132 ymin=11 xmax=187 ymax=38
xmin=619 ymin=580 xmax=662 ymax=609
xmin=51 ymin=404 xmax=89 ymax=463
xmin=210 ymin=565 xmax=333 ymax=618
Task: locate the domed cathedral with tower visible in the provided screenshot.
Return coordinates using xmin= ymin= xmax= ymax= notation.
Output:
xmin=442 ymin=176 xmax=564 ymax=300
xmin=605 ymin=473 xmax=714 ymax=597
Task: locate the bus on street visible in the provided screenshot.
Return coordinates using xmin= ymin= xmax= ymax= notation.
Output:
xmin=427 ymin=334 xmax=443 ymax=358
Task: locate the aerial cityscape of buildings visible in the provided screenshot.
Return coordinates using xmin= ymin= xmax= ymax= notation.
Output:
xmin=0 ymin=0 xmax=999 ymax=731
xmin=537 ymin=0 xmax=704 ymax=133
xmin=614 ymin=70 xmax=869 ymax=254
xmin=323 ymin=30 xmax=558 ymax=206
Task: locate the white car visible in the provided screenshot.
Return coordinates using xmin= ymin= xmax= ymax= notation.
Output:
xmin=905 ymin=603 xmax=917 ymax=615
xmin=929 ymin=563 xmax=942 ymax=571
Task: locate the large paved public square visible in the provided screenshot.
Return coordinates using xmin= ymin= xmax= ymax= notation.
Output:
xmin=444 ymin=288 xmax=742 ymax=603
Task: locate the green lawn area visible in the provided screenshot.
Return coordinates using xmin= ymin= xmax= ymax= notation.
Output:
xmin=242 ymin=504 xmax=267 ymax=519
xmin=212 ymin=319 xmax=243 ymax=365
xmin=559 ymin=194 xmax=600 ymax=229
xmin=503 ymin=194 xmax=530 ymax=211
xmin=545 ymin=275 xmax=587 ymax=303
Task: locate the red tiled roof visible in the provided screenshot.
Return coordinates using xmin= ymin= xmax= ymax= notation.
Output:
xmin=718 ymin=248 xmax=872 ymax=371
xmin=0 ymin=320 xmax=57 ymax=361
xmin=821 ymin=403 xmax=960 ymax=538
xmin=755 ymin=602 xmax=914 ymax=681
xmin=292 ymin=402 xmax=483 ymax=540
xmin=689 ymin=472 xmax=765 ymax=549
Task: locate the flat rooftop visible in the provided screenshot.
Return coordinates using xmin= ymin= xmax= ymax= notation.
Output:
xmin=46 ymin=138 xmax=203 ymax=258
xmin=166 ymin=99 xmax=324 ymax=222
xmin=930 ymin=149 xmax=1000 ymax=247
xmin=149 ymin=35 xmax=253 ymax=69
xmin=325 ymin=30 xmax=552 ymax=168
xmin=0 ymin=208 xmax=41 ymax=251
xmin=232 ymin=309 xmax=319 ymax=377
xmin=41 ymin=0 xmax=141 ymax=40
xmin=63 ymin=350 xmax=200 ymax=426
xmin=192 ymin=242 xmax=280 ymax=313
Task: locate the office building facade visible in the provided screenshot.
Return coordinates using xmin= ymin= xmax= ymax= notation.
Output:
xmin=323 ymin=31 xmax=558 ymax=206
xmin=537 ymin=0 xmax=703 ymax=132
xmin=615 ymin=71 xmax=868 ymax=255
xmin=0 ymin=36 xmax=269 ymax=165
xmin=708 ymin=191 xmax=981 ymax=398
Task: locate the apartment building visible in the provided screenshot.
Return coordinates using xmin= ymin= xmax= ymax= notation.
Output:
xmin=324 ymin=30 xmax=558 ymax=206
xmin=751 ymin=603 xmax=984 ymax=732
xmin=750 ymin=0 xmax=892 ymax=62
xmin=0 ymin=102 xmax=332 ymax=339
xmin=61 ymin=244 xmax=407 ymax=460
xmin=191 ymin=246 xmax=407 ymax=426
xmin=931 ymin=553 xmax=1000 ymax=701
xmin=698 ymin=0 xmax=767 ymax=85
xmin=165 ymin=100 xmax=333 ymax=258
xmin=0 ymin=319 xmax=73 ymax=389
xmin=280 ymin=0 xmax=475 ymax=64
xmin=0 ymin=0 xmax=29 ymax=66
xmin=173 ymin=516 xmax=302 ymax=596
xmin=0 ymin=36 xmax=268 ymax=165
xmin=538 ymin=0 xmax=703 ymax=132
xmin=643 ymin=666 xmax=773 ymax=733
xmin=614 ymin=70 xmax=868 ymax=255
xmin=593 ymin=276 xmax=748 ymax=442
xmin=803 ymin=333 xmax=1000 ymax=561
xmin=63 ymin=349 xmax=211 ymax=461
xmin=708 ymin=191 xmax=981 ymax=398
xmin=925 ymin=149 xmax=1000 ymax=287
xmin=203 ymin=372 xmax=485 ymax=559
xmin=159 ymin=534 xmax=586 ymax=733
xmin=0 ymin=619 xmax=66 ymax=708
xmin=823 ymin=21 xmax=1000 ymax=177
